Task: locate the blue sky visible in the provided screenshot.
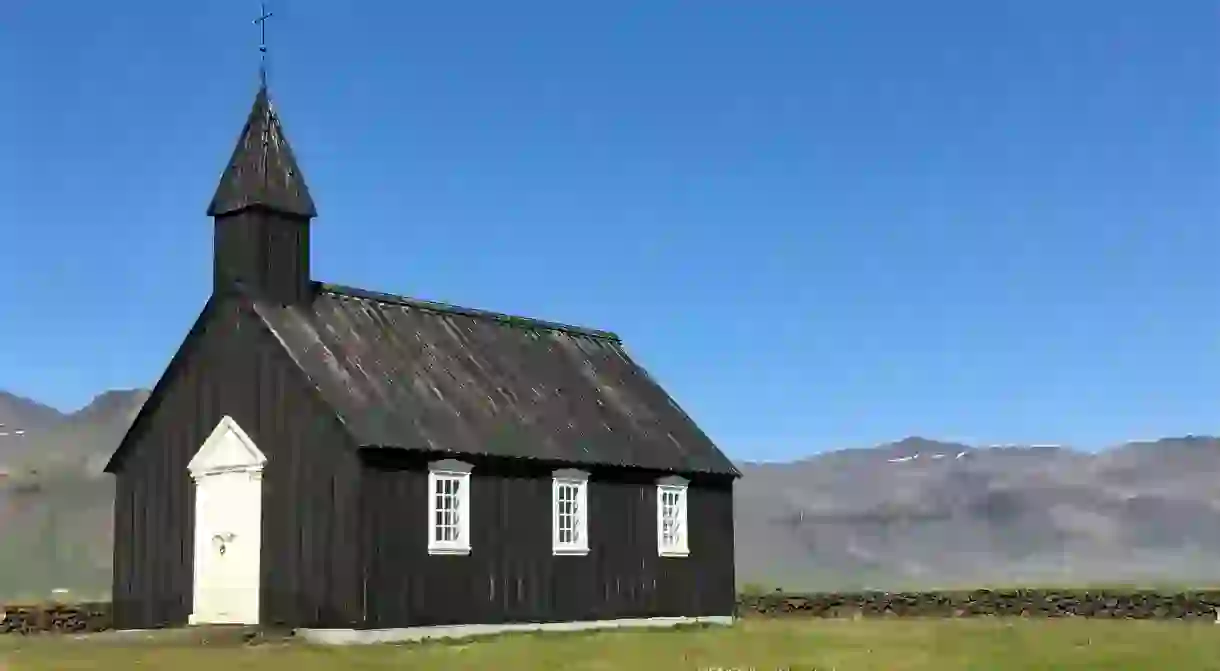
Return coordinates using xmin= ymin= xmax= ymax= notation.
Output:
xmin=1 ymin=2 xmax=1217 ymax=460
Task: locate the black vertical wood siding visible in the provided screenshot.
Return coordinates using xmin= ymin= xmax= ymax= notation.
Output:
xmin=360 ymin=451 xmax=735 ymax=627
xmin=109 ymin=295 xmax=735 ymax=631
xmin=213 ymin=210 xmax=311 ymax=304
xmin=109 ymin=296 xmax=362 ymax=630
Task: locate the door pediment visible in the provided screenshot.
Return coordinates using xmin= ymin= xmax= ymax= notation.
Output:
xmin=187 ymin=416 xmax=267 ymax=479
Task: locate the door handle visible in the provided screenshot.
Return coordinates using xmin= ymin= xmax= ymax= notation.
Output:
xmin=212 ymin=532 xmax=236 ymax=555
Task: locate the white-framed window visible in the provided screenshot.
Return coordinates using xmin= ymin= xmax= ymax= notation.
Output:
xmin=428 ymin=459 xmax=472 ymax=555
xmin=552 ymin=469 xmax=590 ymax=556
xmin=656 ymin=475 xmax=689 ymax=557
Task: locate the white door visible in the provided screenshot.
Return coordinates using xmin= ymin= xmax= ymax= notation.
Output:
xmin=191 ymin=470 xmax=263 ymax=625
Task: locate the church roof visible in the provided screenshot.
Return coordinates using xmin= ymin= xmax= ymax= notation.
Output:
xmin=206 ymin=85 xmax=317 ymax=218
xmin=110 ymin=82 xmax=735 ymax=478
xmin=251 ymin=283 xmax=739 ymax=476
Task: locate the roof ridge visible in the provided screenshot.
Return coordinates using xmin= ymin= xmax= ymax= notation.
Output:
xmin=317 ymin=282 xmax=621 ymax=342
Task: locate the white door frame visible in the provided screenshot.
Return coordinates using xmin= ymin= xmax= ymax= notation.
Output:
xmin=186 ymin=415 xmax=267 ymax=626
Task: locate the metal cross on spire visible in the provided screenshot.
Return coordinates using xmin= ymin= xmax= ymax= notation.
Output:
xmin=253 ymin=2 xmax=274 ymax=88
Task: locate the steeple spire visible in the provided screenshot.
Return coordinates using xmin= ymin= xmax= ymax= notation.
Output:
xmin=206 ymin=85 xmax=316 ymax=218
xmin=207 ymin=5 xmax=316 ymax=305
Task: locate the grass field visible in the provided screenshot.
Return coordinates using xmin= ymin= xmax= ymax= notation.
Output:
xmin=1 ymin=617 xmax=1219 ymax=670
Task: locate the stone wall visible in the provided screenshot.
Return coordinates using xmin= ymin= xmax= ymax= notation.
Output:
xmin=0 ymin=602 xmax=111 ymax=634
xmin=738 ymin=589 xmax=1220 ymax=620
xmin=4 ymin=591 xmax=1220 ymax=635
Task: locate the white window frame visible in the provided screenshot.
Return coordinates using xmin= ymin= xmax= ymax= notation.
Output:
xmin=552 ymin=469 xmax=590 ymax=556
xmin=656 ymin=475 xmax=689 ymax=558
xmin=427 ymin=459 xmax=472 ymax=556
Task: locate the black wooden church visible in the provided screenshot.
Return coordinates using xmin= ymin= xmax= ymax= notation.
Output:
xmin=102 ymin=80 xmax=739 ymax=637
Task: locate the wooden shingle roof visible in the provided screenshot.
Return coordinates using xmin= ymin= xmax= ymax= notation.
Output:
xmin=206 ymin=85 xmax=317 ymax=218
xmin=252 ymin=284 xmax=739 ymax=476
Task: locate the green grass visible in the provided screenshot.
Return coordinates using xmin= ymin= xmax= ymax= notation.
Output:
xmin=1 ymin=617 xmax=1220 ymax=670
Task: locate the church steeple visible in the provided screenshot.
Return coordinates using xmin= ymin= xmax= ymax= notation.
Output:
xmin=208 ymin=84 xmax=316 ymax=304
xmin=207 ymin=84 xmax=316 ymax=218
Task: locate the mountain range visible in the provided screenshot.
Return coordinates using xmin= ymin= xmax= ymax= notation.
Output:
xmin=2 ymin=387 xmax=1220 ymax=600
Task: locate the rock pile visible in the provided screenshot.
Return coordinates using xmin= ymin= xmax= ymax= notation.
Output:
xmin=738 ymin=589 xmax=1220 ymax=620
xmin=3 ymin=590 xmax=1220 ymax=635
xmin=0 ymin=602 xmax=111 ymax=634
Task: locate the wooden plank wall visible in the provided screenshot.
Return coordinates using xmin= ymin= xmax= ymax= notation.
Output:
xmin=110 ymin=297 xmax=362 ymax=629
xmin=360 ymin=450 xmax=736 ymax=628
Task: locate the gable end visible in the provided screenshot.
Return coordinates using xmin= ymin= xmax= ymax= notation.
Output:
xmin=104 ymin=291 xmax=361 ymax=475
xmin=103 ymin=296 xmax=218 ymax=474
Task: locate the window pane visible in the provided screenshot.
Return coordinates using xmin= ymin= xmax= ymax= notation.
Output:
xmin=658 ymin=488 xmax=685 ymax=550
xmin=554 ymin=481 xmax=588 ymax=548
